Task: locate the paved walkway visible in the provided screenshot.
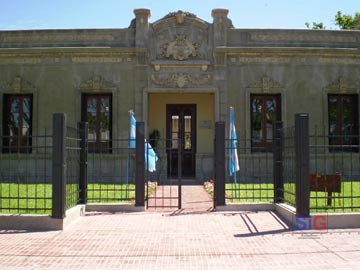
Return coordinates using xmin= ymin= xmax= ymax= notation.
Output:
xmin=1 ymin=186 xmax=360 ymax=269
xmin=147 ymin=184 xmax=213 ymax=213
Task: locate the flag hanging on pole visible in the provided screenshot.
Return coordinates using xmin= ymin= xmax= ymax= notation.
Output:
xmin=145 ymin=141 xmax=158 ymax=172
xmin=128 ymin=110 xmax=158 ymax=172
xmin=229 ymin=107 xmax=240 ymax=176
xmin=129 ymin=112 xmax=136 ymax=148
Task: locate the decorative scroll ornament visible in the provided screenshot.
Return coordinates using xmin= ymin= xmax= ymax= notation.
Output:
xmin=163 ymin=10 xmax=197 ymax=24
xmin=151 ymin=73 xmax=211 ymax=88
xmin=2 ymin=76 xmax=35 ymax=92
xmin=326 ymin=77 xmax=358 ymax=92
xmin=79 ymin=75 xmax=115 ymax=91
xmin=162 ymin=35 xmax=200 ymax=61
xmin=248 ymin=76 xmax=282 ymax=92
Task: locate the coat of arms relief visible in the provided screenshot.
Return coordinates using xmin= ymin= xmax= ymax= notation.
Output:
xmin=161 ymin=34 xmax=201 ymax=61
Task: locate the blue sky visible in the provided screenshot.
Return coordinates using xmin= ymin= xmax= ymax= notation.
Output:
xmin=0 ymin=0 xmax=358 ymax=30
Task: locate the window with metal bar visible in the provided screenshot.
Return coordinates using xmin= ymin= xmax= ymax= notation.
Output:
xmin=328 ymin=94 xmax=359 ymax=152
xmin=81 ymin=94 xmax=112 ymax=153
xmin=251 ymin=94 xmax=281 ymax=152
xmin=2 ymin=94 xmax=33 ymax=153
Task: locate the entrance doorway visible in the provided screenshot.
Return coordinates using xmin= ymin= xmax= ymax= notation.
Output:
xmin=166 ymin=104 xmax=196 ymax=178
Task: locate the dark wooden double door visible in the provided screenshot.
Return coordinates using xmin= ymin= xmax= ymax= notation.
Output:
xmin=166 ymin=104 xmax=196 ymax=178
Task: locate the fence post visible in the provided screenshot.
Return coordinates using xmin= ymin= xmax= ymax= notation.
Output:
xmin=135 ymin=121 xmax=145 ymax=207
xmin=214 ymin=121 xmax=226 ymax=206
xmin=295 ymin=113 xmax=310 ymax=217
xmin=79 ymin=121 xmax=88 ymax=204
xmin=52 ymin=113 xmax=66 ymax=219
xmin=273 ymin=121 xmax=284 ymax=203
xmin=178 ymin=138 xmax=182 ymax=209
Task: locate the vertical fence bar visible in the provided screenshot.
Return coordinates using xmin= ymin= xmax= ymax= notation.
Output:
xmin=215 ymin=121 xmax=226 ymax=206
xmin=135 ymin=122 xmax=145 ymax=207
xmin=79 ymin=122 xmax=88 ymax=204
xmin=273 ymin=121 xmax=284 ymax=203
xmin=295 ymin=113 xmax=310 ymax=216
xmin=52 ymin=113 xmax=66 ymax=219
xmin=178 ymin=138 xmax=182 ymax=209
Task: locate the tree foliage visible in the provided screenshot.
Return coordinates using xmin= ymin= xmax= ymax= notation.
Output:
xmin=305 ymin=22 xmax=326 ymax=29
xmin=305 ymin=11 xmax=360 ymax=30
xmin=335 ymin=11 xmax=360 ymax=30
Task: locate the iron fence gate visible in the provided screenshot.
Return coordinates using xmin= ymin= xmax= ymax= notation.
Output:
xmin=146 ymin=138 xmax=182 ymax=210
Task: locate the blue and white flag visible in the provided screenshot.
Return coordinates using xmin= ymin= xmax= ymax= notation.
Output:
xmin=145 ymin=141 xmax=158 ymax=172
xmin=129 ymin=113 xmax=136 ymax=148
xmin=229 ymin=107 xmax=240 ymax=175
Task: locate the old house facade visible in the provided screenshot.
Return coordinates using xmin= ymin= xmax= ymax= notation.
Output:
xmin=1 ymin=9 xmax=360 ymax=182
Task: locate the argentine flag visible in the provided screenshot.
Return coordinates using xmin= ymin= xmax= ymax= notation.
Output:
xmin=128 ymin=112 xmax=158 ymax=171
xmin=145 ymin=141 xmax=158 ymax=172
xmin=229 ymin=107 xmax=240 ymax=176
xmin=129 ymin=113 xmax=136 ymax=148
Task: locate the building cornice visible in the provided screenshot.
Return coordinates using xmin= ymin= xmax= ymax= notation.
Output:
xmin=214 ymin=47 xmax=360 ymax=58
xmin=0 ymin=47 xmax=147 ymax=58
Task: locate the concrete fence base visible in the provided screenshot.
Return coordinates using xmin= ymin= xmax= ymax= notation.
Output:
xmin=216 ymin=203 xmax=360 ymax=230
xmin=0 ymin=205 xmax=85 ymax=231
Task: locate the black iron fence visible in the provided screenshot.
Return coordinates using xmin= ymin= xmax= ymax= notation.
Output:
xmin=65 ymin=126 xmax=81 ymax=210
xmin=87 ymin=138 xmax=136 ymax=203
xmin=214 ymin=122 xmax=274 ymax=206
xmin=0 ymin=132 xmax=52 ymax=214
xmin=309 ymin=125 xmax=360 ymax=213
xmin=0 ymin=114 xmax=145 ymax=218
xmin=145 ymin=138 xmax=181 ymax=210
xmin=225 ymin=136 xmax=274 ymax=203
xmin=280 ymin=125 xmax=296 ymax=208
xmin=273 ymin=114 xmax=360 ymax=214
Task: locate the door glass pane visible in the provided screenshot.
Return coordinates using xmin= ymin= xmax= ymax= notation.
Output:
xmin=22 ymin=97 xmax=31 ymax=137
xmin=328 ymin=96 xmax=338 ymax=136
xmin=172 ymin=115 xmax=179 ymax=149
xmin=9 ymin=97 xmax=20 ymax=137
xmin=342 ymin=96 xmax=354 ymax=145
xmin=100 ymin=97 xmax=110 ymax=140
xmin=266 ymin=98 xmax=276 ymax=140
xmin=87 ymin=98 xmax=97 ymax=140
xmin=184 ymin=115 xmax=191 ymax=150
xmin=251 ymin=98 xmax=262 ymax=142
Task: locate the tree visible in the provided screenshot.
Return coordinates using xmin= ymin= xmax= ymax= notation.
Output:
xmin=335 ymin=11 xmax=360 ymax=30
xmin=305 ymin=11 xmax=360 ymax=30
xmin=305 ymin=22 xmax=326 ymax=29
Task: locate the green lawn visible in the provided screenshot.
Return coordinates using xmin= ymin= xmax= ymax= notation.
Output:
xmin=2 ymin=182 xmax=360 ymax=215
xmin=225 ymin=183 xmax=274 ymax=203
xmin=0 ymin=183 xmax=136 ymax=215
xmin=225 ymin=182 xmax=360 ymax=213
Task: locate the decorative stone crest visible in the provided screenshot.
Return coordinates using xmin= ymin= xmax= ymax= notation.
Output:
xmin=79 ymin=75 xmax=115 ymax=91
xmin=163 ymin=10 xmax=196 ymax=24
xmin=161 ymin=35 xmax=200 ymax=61
xmin=248 ymin=76 xmax=282 ymax=92
xmin=326 ymin=77 xmax=358 ymax=92
xmin=151 ymin=73 xmax=212 ymax=88
xmin=1 ymin=76 xmax=35 ymax=92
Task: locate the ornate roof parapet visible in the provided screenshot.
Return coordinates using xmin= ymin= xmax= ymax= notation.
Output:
xmin=152 ymin=10 xmax=208 ymax=30
xmin=163 ymin=10 xmax=197 ymax=24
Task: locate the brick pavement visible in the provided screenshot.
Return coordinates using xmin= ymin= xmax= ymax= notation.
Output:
xmin=147 ymin=184 xmax=213 ymax=213
xmin=1 ymin=186 xmax=360 ymax=269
